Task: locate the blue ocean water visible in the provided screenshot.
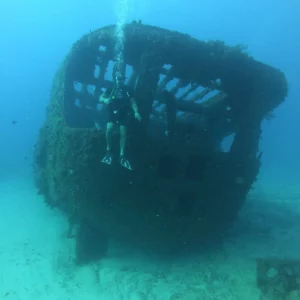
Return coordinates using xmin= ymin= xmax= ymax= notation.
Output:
xmin=0 ymin=1 xmax=299 ymax=299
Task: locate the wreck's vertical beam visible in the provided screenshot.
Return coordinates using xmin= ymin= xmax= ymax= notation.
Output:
xmin=163 ymin=91 xmax=177 ymax=137
xmin=135 ymin=51 xmax=161 ymax=133
xmin=229 ymin=98 xmax=263 ymax=187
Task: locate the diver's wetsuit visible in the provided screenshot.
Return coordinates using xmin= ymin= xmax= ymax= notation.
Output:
xmin=101 ymin=84 xmax=137 ymax=170
xmin=105 ymin=85 xmax=134 ymax=126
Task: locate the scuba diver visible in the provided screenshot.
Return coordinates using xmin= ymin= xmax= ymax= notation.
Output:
xmin=98 ymin=73 xmax=141 ymax=170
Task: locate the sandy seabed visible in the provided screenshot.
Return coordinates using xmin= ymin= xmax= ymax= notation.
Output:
xmin=0 ymin=175 xmax=299 ymax=300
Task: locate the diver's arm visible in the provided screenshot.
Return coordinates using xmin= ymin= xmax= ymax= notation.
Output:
xmin=130 ymin=97 xmax=138 ymax=113
xmin=99 ymin=93 xmax=110 ymax=104
xmin=130 ymin=97 xmax=141 ymax=121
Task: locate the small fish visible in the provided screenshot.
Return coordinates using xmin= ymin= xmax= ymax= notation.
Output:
xmin=12 ymin=120 xmax=17 ymax=124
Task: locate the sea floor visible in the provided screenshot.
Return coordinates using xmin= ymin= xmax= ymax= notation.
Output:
xmin=0 ymin=174 xmax=299 ymax=300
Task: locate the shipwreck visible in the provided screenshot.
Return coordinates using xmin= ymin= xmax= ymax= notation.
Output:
xmin=34 ymin=22 xmax=288 ymax=263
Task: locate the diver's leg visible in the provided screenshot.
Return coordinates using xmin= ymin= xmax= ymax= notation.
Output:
xmin=119 ymin=125 xmax=133 ymax=170
xmin=106 ymin=122 xmax=114 ymax=152
xmin=101 ymin=122 xmax=114 ymax=164
xmin=119 ymin=124 xmax=127 ymax=156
